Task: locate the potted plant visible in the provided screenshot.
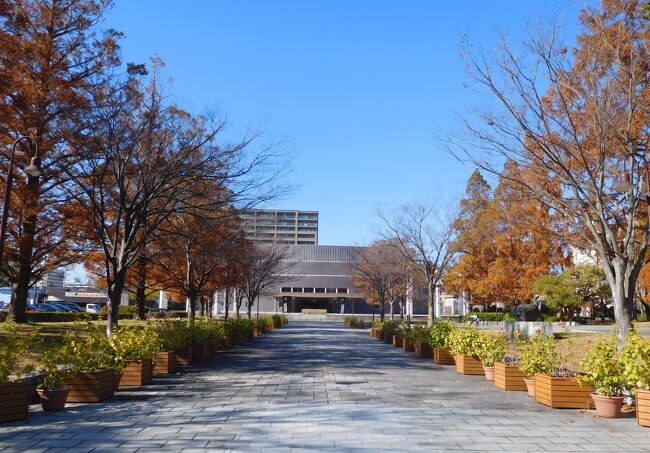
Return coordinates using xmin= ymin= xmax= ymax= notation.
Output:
xmin=411 ymin=325 xmax=432 ymax=357
xmin=380 ymin=321 xmax=398 ymax=345
xmin=401 ymin=323 xmax=415 ymax=352
xmin=447 ymin=327 xmax=482 ymax=374
xmin=577 ymin=335 xmax=626 ymax=418
xmin=190 ymin=320 xmax=210 ymax=359
xmin=62 ymin=325 xmax=115 ymax=403
xmin=476 ymin=332 xmax=507 ymax=381
xmin=620 ymin=329 xmax=650 ymax=427
xmin=0 ymin=322 xmax=33 ymax=422
xmin=36 ymin=344 xmax=71 ymax=411
xmin=518 ymin=334 xmax=557 ymax=398
xmin=254 ymin=318 xmax=265 ymax=337
xmin=428 ymin=320 xmax=455 ymax=365
xmin=109 ymin=326 xmax=160 ymax=387
xmin=153 ymin=319 xmax=189 ymax=374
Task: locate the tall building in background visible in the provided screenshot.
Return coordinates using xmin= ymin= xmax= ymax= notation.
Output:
xmin=44 ymin=269 xmax=65 ymax=288
xmin=241 ymin=209 xmax=318 ymax=245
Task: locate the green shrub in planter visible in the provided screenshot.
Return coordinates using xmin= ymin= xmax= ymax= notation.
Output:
xmin=153 ymin=319 xmax=193 ymax=351
xmin=61 ymin=324 xmax=116 ymax=373
xmin=476 ymin=332 xmax=507 ymax=367
xmin=427 ymin=320 xmax=455 ymax=348
xmin=0 ymin=322 xmax=37 ymax=383
xmin=620 ymin=329 xmax=650 ymax=392
xmin=577 ymin=335 xmax=626 ymax=397
xmin=379 ymin=321 xmax=399 ymax=338
xmin=108 ymin=326 xmax=162 ymax=367
xmin=407 ymin=325 xmax=429 ymax=344
xmin=344 ymin=316 xmax=363 ymax=328
xmin=447 ymin=327 xmax=480 ymax=357
xmin=518 ymin=334 xmax=559 ymax=378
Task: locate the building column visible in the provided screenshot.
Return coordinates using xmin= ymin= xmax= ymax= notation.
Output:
xmin=158 ymin=290 xmax=168 ymax=309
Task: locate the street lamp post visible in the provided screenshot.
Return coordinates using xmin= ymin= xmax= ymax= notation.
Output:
xmin=0 ymin=137 xmax=42 ymax=267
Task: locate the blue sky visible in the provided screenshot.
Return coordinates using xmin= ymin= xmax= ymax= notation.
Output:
xmin=104 ymin=0 xmax=585 ymax=246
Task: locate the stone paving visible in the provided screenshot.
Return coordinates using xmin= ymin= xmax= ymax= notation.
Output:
xmin=1 ymin=321 xmax=650 ymax=452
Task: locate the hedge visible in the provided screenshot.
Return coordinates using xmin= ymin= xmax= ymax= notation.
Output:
xmin=461 ymin=312 xmax=510 ymax=322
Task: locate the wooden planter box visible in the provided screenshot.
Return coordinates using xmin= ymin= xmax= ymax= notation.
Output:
xmin=433 ymin=347 xmax=456 ymax=365
xmin=120 ymin=359 xmax=153 ymax=387
xmin=534 ymin=374 xmax=594 ymax=409
xmin=402 ymin=338 xmax=415 ymax=352
xmin=206 ymin=339 xmax=220 ymax=355
xmin=455 ymin=355 xmax=484 ymax=375
xmin=153 ymin=351 xmax=176 ymax=375
xmin=253 ymin=327 xmax=263 ymax=337
xmin=494 ymin=363 xmax=527 ymax=391
xmin=392 ymin=335 xmax=403 ymax=347
xmin=383 ymin=333 xmax=393 ymax=344
xmin=193 ymin=342 xmax=208 ymax=360
xmin=414 ymin=342 xmax=432 ymax=358
xmin=175 ymin=346 xmax=193 ymax=366
xmin=65 ymin=368 xmax=114 ymax=403
xmin=0 ymin=381 xmax=28 ymax=423
xmin=636 ymin=389 xmax=650 ymax=427
xmin=370 ymin=328 xmax=378 ymax=338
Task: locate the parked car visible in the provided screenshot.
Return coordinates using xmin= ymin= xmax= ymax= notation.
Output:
xmin=86 ymin=303 xmax=100 ymax=313
xmin=57 ymin=302 xmax=84 ymax=312
xmin=26 ymin=304 xmax=46 ymax=312
xmin=40 ymin=304 xmax=65 ymax=312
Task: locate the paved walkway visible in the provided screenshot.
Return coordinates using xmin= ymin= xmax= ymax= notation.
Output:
xmin=1 ymin=322 xmax=650 ymax=452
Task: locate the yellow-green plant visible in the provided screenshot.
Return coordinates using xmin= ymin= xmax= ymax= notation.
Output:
xmin=620 ymin=329 xmax=650 ymax=392
xmin=577 ymin=335 xmax=626 ymax=397
xmin=518 ymin=334 xmax=559 ymax=378
xmin=409 ymin=325 xmax=429 ymax=344
xmin=61 ymin=323 xmax=115 ymax=373
xmin=427 ymin=320 xmax=455 ymax=348
xmin=154 ymin=319 xmax=192 ymax=350
xmin=447 ymin=327 xmax=480 ymax=357
xmin=476 ymin=332 xmax=507 ymax=367
xmin=0 ymin=322 xmax=37 ymax=383
xmin=108 ymin=326 xmax=161 ymax=367
xmin=37 ymin=341 xmax=67 ymax=390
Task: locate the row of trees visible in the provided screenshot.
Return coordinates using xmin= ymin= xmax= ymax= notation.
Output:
xmin=0 ymin=0 xmax=288 ymax=334
xmin=356 ymin=1 xmax=648 ymax=340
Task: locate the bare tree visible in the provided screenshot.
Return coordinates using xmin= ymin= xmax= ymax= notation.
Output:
xmin=242 ymin=244 xmax=293 ymax=319
xmin=379 ymin=203 xmax=459 ymax=326
xmin=66 ymin=61 xmax=287 ymax=335
xmin=447 ymin=1 xmax=649 ymax=339
xmin=352 ymin=240 xmax=407 ymax=321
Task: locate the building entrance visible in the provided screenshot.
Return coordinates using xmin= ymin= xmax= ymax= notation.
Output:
xmin=288 ymin=297 xmax=336 ymax=313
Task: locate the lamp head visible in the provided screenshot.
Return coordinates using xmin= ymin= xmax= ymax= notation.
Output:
xmin=24 ymin=156 xmax=42 ymax=178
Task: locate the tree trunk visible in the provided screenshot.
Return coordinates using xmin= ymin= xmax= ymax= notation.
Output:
xmin=379 ymin=293 xmax=385 ymax=321
xmin=427 ymin=280 xmax=435 ymax=327
xmin=188 ymin=294 xmax=197 ymax=321
xmin=224 ymin=287 xmax=230 ymax=320
xmin=247 ymin=298 xmax=252 ymax=319
xmin=11 ymin=177 xmax=38 ymax=323
xmin=106 ymin=270 xmax=126 ymax=336
xmin=135 ymin=257 xmax=147 ymax=320
xmin=607 ymin=258 xmax=635 ymax=342
xmin=389 ymin=302 xmax=394 ymax=320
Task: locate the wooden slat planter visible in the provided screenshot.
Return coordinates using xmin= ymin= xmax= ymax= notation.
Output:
xmin=370 ymin=328 xmax=378 ymax=338
xmin=413 ymin=342 xmax=432 ymax=358
xmin=153 ymin=351 xmax=175 ymax=375
xmin=175 ymin=346 xmax=193 ymax=366
xmin=253 ymin=327 xmax=263 ymax=337
xmin=383 ymin=333 xmax=393 ymax=344
xmin=455 ymin=355 xmax=484 ymax=375
xmin=636 ymin=389 xmax=650 ymax=428
xmin=494 ymin=363 xmax=527 ymax=391
xmin=402 ymin=338 xmax=415 ymax=352
xmin=534 ymin=374 xmax=594 ymax=409
xmin=193 ymin=342 xmax=208 ymax=360
xmin=392 ymin=335 xmax=403 ymax=348
xmin=120 ymin=359 xmax=153 ymax=387
xmin=65 ymin=368 xmax=114 ymax=403
xmin=0 ymin=381 xmax=28 ymax=423
xmin=206 ymin=339 xmax=220 ymax=355
xmin=433 ymin=347 xmax=456 ymax=365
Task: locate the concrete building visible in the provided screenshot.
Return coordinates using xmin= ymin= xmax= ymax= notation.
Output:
xmin=241 ymin=209 xmax=318 ymax=245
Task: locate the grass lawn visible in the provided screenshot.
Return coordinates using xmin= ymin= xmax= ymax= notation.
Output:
xmin=0 ymin=319 xmax=148 ymax=338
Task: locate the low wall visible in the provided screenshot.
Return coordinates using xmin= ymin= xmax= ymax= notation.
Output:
xmin=504 ymin=320 xmax=552 ymax=339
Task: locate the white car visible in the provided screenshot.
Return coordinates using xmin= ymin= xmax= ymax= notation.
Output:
xmin=86 ymin=303 xmax=100 ymax=313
